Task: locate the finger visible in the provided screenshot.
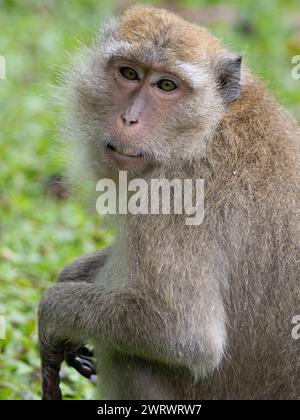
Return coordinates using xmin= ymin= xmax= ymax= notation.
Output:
xmin=65 ymin=353 xmax=95 ymax=369
xmin=80 ymin=346 xmax=94 ymax=357
xmin=75 ymin=354 xmax=94 ymax=363
xmin=79 ymin=358 xmax=96 ymax=375
xmin=73 ymin=356 xmax=96 ymax=377
xmin=71 ymin=356 xmax=96 ymax=378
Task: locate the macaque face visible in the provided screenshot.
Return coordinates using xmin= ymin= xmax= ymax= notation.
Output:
xmin=68 ymin=10 xmax=240 ymax=178
xmin=104 ymin=58 xmax=192 ymax=171
xmin=85 ymin=52 xmax=225 ymax=176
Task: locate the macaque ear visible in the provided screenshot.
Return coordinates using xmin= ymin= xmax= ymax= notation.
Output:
xmin=215 ymin=55 xmax=242 ymax=105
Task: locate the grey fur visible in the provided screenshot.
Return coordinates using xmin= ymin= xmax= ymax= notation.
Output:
xmin=39 ymin=6 xmax=300 ymax=400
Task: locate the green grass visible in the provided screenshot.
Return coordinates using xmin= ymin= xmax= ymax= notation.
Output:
xmin=0 ymin=0 xmax=299 ymax=400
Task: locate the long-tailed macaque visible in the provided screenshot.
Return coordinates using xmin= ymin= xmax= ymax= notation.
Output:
xmin=38 ymin=5 xmax=299 ymax=400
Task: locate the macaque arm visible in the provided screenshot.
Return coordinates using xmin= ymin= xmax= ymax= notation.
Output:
xmin=39 ymin=281 xmax=171 ymax=399
xmin=39 ymin=283 xmax=171 ymax=359
xmin=39 ymin=276 xmax=222 ymax=376
xmin=39 ymin=247 xmax=224 ymax=399
xmin=40 ymin=248 xmax=109 ymax=399
xmin=58 ymin=248 xmax=109 ymax=377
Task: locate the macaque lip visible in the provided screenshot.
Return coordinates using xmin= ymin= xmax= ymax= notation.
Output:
xmin=105 ymin=143 xmax=148 ymax=170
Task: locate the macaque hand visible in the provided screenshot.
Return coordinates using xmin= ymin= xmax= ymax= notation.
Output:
xmin=40 ymin=327 xmax=96 ymax=399
xmin=65 ymin=345 xmax=96 ymax=379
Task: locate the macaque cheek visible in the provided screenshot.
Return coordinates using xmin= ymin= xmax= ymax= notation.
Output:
xmin=143 ymin=106 xmax=174 ymax=135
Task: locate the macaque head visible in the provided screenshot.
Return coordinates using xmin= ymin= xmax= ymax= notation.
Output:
xmin=66 ymin=5 xmax=242 ymax=178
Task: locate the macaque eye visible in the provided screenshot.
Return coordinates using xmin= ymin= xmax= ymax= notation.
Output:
xmin=157 ymin=79 xmax=177 ymax=92
xmin=120 ymin=66 xmax=139 ymax=81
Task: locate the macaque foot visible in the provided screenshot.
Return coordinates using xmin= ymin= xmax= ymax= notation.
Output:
xmin=65 ymin=346 xmax=96 ymax=379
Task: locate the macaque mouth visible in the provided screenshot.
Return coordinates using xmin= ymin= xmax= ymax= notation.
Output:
xmin=105 ymin=139 xmax=154 ymax=172
xmin=106 ymin=142 xmax=144 ymax=159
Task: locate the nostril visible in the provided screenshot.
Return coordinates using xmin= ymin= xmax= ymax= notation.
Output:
xmin=121 ymin=114 xmax=138 ymax=126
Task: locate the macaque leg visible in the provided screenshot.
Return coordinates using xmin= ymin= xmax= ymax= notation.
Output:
xmin=97 ymin=351 xmax=183 ymax=400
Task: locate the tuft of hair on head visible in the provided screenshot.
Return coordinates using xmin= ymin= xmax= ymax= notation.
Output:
xmin=106 ymin=4 xmax=243 ymax=104
xmin=118 ymin=4 xmax=223 ymax=62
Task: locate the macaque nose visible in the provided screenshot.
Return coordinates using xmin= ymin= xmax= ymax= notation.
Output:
xmin=120 ymin=113 xmax=139 ymax=127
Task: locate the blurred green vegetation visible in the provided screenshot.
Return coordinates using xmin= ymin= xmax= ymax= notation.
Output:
xmin=0 ymin=0 xmax=299 ymax=400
